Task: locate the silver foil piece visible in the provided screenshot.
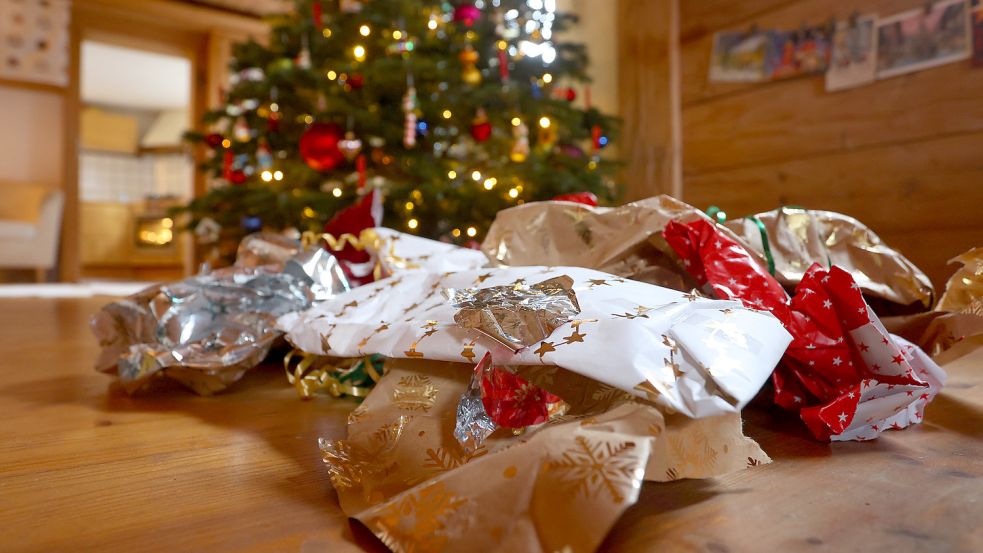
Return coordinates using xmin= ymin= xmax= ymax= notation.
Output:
xmin=453 ymin=356 xmax=497 ymax=453
xmin=284 ymin=247 xmax=352 ymax=302
xmin=447 ymin=275 xmax=581 ymax=351
xmin=92 ymin=242 xmax=350 ymax=395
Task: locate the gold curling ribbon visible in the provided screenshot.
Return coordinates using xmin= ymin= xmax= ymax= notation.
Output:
xmin=300 ymin=229 xmax=385 ymax=280
xmin=284 ymin=349 xmax=381 ymax=400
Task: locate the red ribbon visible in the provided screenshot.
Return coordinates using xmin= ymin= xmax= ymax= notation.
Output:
xmin=222 ymin=149 xmax=233 ymax=181
xmin=356 ymin=153 xmax=366 ymax=189
xmin=311 ymin=1 xmax=322 ymax=28
xmin=498 ymin=49 xmax=509 ymax=80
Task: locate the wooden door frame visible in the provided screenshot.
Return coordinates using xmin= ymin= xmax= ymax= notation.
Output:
xmin=61 ymin=0 xmax=265 ymax=282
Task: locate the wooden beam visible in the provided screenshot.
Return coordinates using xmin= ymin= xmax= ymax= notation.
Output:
xmin=616 ymin=0 xmax=682 ymax=201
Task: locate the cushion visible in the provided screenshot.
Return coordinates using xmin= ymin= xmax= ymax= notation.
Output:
xmin=0 ymin=220 xmax=38 ymax=239
xmin=0 ymin=183 xmax=50 ymax=223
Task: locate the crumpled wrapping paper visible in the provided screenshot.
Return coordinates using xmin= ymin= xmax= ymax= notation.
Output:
xmin=92 ymin=238 xmax=350 ymax=395
xmin=370 ymin=227 xmax=490 ymax=276
xmin=936 ymin=247 xmax=983 ymax=313
xmin=664 ymin=218 xmax=946 ymax=441
xmin=453 ymin=352 xmax=568 ymax=451
xmin=886 ymin=247 xmax=983 ymax=356
xmin=723 ymin=207 xmax=934 ymax=310
xmin=279 ymin=265 xmax=793 ymax=419
xmin=449 ymin=275 xmax=581 ymax=351
xmin=481 ymin=195 xmax=745 ymax=290
xmin=321 ymin=358 xmax=771 ymax=553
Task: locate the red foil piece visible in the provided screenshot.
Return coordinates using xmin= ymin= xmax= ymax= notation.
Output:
xmin=663 ymin=218 xmax=944 ymax=441
xmin=474 ymin=352 xmax=564 ymax=429
xmin=552 ymin=191 xmax=598 ymax=207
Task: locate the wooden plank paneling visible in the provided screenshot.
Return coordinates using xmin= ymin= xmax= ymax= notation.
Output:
xmin=875 ymin=227 xmax=983 ymax=293
xmin=682 ymin=61 xmax=983 ymax=174
xmin=680 ymin=0 xmax=796 ymax=41
xmin=684 ymin=132 xmax=983 ymax=288
xmin=616 ymin=0 xmax=983 ymax=294
xmin=680 ymin=0 xmax=936 ymax=106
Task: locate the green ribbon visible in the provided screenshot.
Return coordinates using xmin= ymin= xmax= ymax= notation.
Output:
xmin=705 ymin=205 xmax=727 ymax=224
xmin=748 ymin=215 xmax=777 ymax=276
xmin=706 ymin=205 xmax=776 ymax=276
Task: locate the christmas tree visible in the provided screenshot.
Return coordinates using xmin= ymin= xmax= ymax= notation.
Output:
xmin=183 ymin=0 xmax=619 ymax=257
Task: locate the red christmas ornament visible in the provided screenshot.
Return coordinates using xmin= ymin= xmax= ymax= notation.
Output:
xmin=565 ymin=87 xmax=577 ymax=102
xmin=299 ymin=122 xmax=345 ymax=171
xmin=267 ymin=112 xmax=281 ymax=133
xmin=346 ymin=73 xmax=364 ymax=90
xmin=229 ymin=169 xmax=248 ymax=185
xmin=470 ymin=108 xmax=492 ymax=142
xmin=204 ymin=133 xmax=224 ymax=148
xmin=453 ymin=3 xmax=481 ymax=27
xmin=552 ymin=191 xmax=598 ymax=207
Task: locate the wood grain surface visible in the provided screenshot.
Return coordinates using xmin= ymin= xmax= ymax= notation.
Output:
xmin=1 ymin=296 xmax=982 ymax=552
xmin=615 ymin=0 xmax=983 ymax=290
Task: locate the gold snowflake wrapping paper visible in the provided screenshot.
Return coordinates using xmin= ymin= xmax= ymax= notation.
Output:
xmin=322 ymin=358 xmax=770 ymax=553
xmin=279 ymin=266 xmax=793 ymax=418
xmin=480 ymin=195 xmax=755 ymax=290
xmin=723 ymin=207 xmax=934 ymax=309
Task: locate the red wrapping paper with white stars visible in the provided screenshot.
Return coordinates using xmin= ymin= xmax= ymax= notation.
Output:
xmin=664 ymin=219 xmax=946 ymax=441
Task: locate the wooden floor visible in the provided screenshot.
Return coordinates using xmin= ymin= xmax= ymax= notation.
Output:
xmin=1 ymin=297 xmax=982 ymax=552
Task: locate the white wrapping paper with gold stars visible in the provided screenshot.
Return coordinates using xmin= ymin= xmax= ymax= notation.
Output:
xmin=279 ymin=266 xmax=792 ymax=418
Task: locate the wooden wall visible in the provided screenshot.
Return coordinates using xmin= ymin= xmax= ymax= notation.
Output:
xmin=621 ymin=0 xmax=983 ymax=291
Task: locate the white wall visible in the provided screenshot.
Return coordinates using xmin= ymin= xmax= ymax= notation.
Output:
xmin=0 ymin=85 xmax=64 ymax=189
xmin=558 ymin=0 xmax=619 ymax=117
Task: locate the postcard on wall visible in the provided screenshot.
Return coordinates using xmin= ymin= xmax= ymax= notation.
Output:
xmin=708 ymin=30 xmax=769 ymax=82
xmin=876 ymin=0 xmax=971 ymax=79
xmin=826 ymin=15 xmax=879 ymax=92
xmin=0 ymin=0 xmax=71 ymax=87
xmin=767 ymin=25 xmax=833 ymax=81
xmin=972 ymin=0 xmax=983 ymax=65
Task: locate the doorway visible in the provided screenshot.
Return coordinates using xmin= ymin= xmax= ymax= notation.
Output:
xmin=77 ymin=39 xmax=193 ymax=281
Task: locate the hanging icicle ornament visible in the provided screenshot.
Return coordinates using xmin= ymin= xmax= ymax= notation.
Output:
xmin=256 ymin=138 xmax=273 ymax=170
xmin=403 ymin=82 xmax=418 ymax=148
xmin=233 ymin=117 xmax=251 ymax=142
xmin=459 ymin=44 xmax=481 ymax=85
xmin=296 ymin=35 xmax=312 ymax=70
xmin=510 ymin=119 xmax=530 ymax=162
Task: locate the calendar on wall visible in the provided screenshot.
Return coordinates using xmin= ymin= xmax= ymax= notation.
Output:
xmin=0 ymin=0 xmax=70 ymax=87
